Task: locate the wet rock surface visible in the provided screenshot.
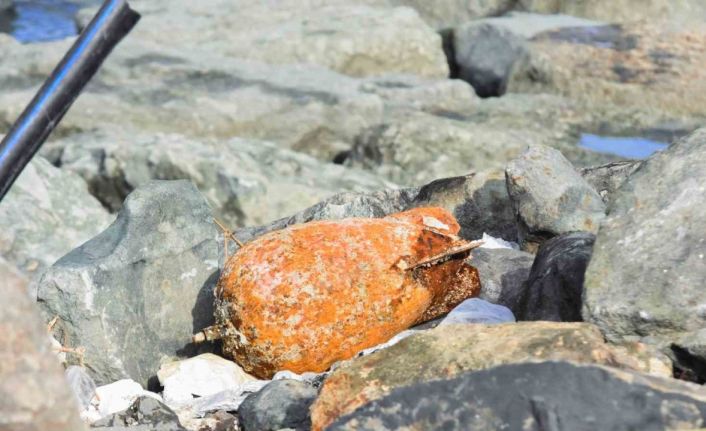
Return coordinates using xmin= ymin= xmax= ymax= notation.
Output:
xmin=516 ymin=232 xmax=595 ymax=321
xmin=328 ymin=361 xmax=706 ymax=431
xmin=36 ymin=181 xmax=219 ymax=386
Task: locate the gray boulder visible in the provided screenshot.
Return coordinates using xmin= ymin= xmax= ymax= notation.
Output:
xmin=583 ymin=129 xmax=706 ymax=344
xmin=92 ymin=397 xmax=186 ymax=431
xmin=49 ymin=131 xmax=392 ymax=227
xmin=506 ymin=145 xmax=606 ymax=250
xmin=516 ymin=232 xmax=595 ymax=321
xmin=238 ymin=379 xmax=318 ymax=431
xmin=0 ymin=157 xmax=112 ymax=277
xmin=0 ymin=0 xmax=12 ymax=12
xmin=453 ymin=22 xmax=530 ymax=97
xmin=409 ymin=171 xmax=517 ymax=241
xmin=36 ymin=180 xmax=219 ymax=386
xmin=472 ymin=247 xmax=535 ymax=314
xmin=0 ymin=257 xmax=86 ymax=431
xmin=470 ymin=12 xmax=606 ymax=39
xmin=329 ymin=361 xmax=706 ymax=430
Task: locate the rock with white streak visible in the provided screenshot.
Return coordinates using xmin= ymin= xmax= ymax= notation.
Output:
xmin=36 ymin=181 xmax=219 ymax=387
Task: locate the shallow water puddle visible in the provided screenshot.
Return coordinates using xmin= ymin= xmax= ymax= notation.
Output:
xmin=0 ymin=0 xmax=81 ymax=43
xmin=579 ymin=133 xmax=668 ymax=159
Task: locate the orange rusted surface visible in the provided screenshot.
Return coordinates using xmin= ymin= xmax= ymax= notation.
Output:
xmin=215 ymin=207 xmax=480 ymax=379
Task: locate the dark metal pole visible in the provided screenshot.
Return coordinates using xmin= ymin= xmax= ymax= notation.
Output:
xmin=0 ymin=0 xmax=140 ymax=201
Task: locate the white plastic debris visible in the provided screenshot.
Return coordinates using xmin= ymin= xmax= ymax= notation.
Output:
xmin=479 ymin=233 xmax=520 ymax=250
xmin=82 ymin=379 xmax=162 ymax=422
xmin=440 ymin=298 xmax=516 ymax=325
xmin=272 ymin=370 xmax=322 ymax=383
xmin=178 ymin=381 xmax=269 ymax=419
xmin=158 ymin=353 xmax=261 ymax=408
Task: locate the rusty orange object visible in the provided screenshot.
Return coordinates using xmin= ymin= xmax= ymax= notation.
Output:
xmin=214 ymin=207 xmax=481 ymax=378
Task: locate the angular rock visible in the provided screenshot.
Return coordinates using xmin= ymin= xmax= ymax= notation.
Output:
xmin=158 ymin=353 xmax=260 ymax=408
xmin=508 ymin=21 xmax=706 ymax=121
xmin=517 ymin=0 xmax=706 ymax=26
xmin=36 ymin=180 xmax=219 ymax=386
xmin=516 ymin=232 xmax=595 ymax=321
xmin=238 ymin=379 xmax=318 ymax=431
xmin=310 ymin=321 xmax=671 ymax=430
xmin=439 ymin=298 xmax=515 ymax=325
xmin=472 ymin=247 xmax=535 ymax=313
xmin=328 ymin=361 xmax=706 ymax=431
xmin=217 ymin=207 xmax=481 ymax=378
xmin=583 ymin=129 xmax=706 ymax=345
xmin=453 ymin=22 xmax=530 ymax=97
xmin=65 ymin=365 xmax=97 ymax=411
xmin=0 ymin=157 xmax=112 ymax=277
xmin=92 ymin=396 xmax=186 ymax=431
xmin=580 ymin=160 xmax=642 ymax=204
xmin=50 ymin=131 xmax=392 ymax=227
xmin=0 ymin=257 xmax=86 ymax=431
xmin=408 ymin=171 xmax=518 ymax=241
xmin=506 ymin=144 xmax=606 ymax=250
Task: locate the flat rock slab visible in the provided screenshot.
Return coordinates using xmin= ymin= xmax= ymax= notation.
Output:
xmin=328 ymin=361 xmax=706 ymax=431
xmin=310 ymin=321 xmax=670 ymax=430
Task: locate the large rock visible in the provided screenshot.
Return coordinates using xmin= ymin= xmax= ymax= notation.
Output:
xmin=48 ymin=131 xmax=392 ymax=227
xmin=470 ymin=11 xmax=606 ymax=39
xmin=472 ymin=247 xmax=535 ymax=313
xmin=310 ymin=322 xmax=671 ymax=430
xmin=238 ymin=379 xmax=318 ymax=431
xmin=328 ymin=361 xmax=706 ymax=430
xmin=583 ymin=129 xmax=706 ymax=348
xmin=0 ymin=157 xmax=112 ymax=277
xmin=506 ymin=145 xmax=606 ymax=250
xmin=408 ymin=171 xmax=518 ymax=241
xmin=0 ymin=0 xmax=12 ymax=12
xmin=36 ymin=180 xmax=219 ymax=386
xmin=453 ymin=22 xmax=530 ymax=97
xmin=516 ymin=0 xmax=706 ymax=26
xmin=516 ymin=232 xmax=595 ymax=321
xmin=0 ymin=257 xmax=86 ymax=431
xmin=83 ymin=0 xmax=448 ymax=79
xmin=508 ymin=21 xmax=706 ymax=121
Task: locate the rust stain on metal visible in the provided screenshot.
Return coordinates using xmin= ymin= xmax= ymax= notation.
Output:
xmin=214 ymin=207 xmax=481 ymax=379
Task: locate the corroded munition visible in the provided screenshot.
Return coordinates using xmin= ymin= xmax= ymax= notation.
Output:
xmin=214 ymin=207 xmax=481 ymax=378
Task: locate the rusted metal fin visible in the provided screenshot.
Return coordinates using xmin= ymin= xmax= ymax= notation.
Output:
xmin=192 ymin=324 xmax=227 ymax=344
xmin=406 ymin=240 xmax=484 ymax=271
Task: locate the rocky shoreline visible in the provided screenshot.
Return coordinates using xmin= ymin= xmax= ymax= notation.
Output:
xmin=1 ymin=1 xmax=705 ymax=430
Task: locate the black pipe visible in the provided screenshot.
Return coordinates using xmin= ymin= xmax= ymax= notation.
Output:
xmin=0 ymin=0 xmax=140 ymax=202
